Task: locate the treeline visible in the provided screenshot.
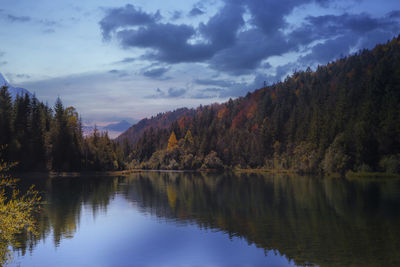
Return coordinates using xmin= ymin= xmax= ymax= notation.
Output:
xmin=0 ymin=87 xmax=124 ymax=171
xmin=126 ymin=35 xmax=400 ymax=174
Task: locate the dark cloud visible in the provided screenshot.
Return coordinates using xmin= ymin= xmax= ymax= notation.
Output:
xmin=305 ymin=13 xmax=394 ymax=34
xmin=194 ymin=78 xmax=235 ymax=88
xmin=291 ymin=12 xmax=400 ymax=65
xmin=199 ymin=2 xmax=244 ymax=50
xmin=388 ymin=10 xmax=400 ymax=18
xmin=209 ymin=30 xmax=291 ymax=75
xmin=189 ymin=7 xmax=205 ymax=17
xmin=100 ymin=4 xmax=162 ymax=39
xmin=0 ymin=61 xmax=7 ymax=66
xmin=167 ymin=87 xmax=187 ymax=97
xmin=171 ymin=11 xmax=182 ymax=20
xmin=143 ymin=67 xmax=169 ymax=78
xmin=7 ymin=14 xmax=31 ymax=22
xmin=117 ymin=23 xmax=214 ymax=63
xmin=246 ymin=0 xmax=303 ymax=35
xmin=100 ymin=0 xmax=400 ymax=77
xmin=194 ymin=78 xmax=248 ymax=98
xmin=299 ymin=34 xmax=357 ymax=65
xmin=0 ymin=51 xmax=4 ymax=57
xmin=101 ymin=1 xmax=245 ymax=64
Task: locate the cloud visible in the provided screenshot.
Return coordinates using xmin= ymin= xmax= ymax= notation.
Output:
xmin=108 ymin=69 xmax=129 ymax=77
xmin=194 ymin=78 xmax=249 ymax=98
xmin=100 ymin=4 xmax=162 ymax=39
xmin=146 ymin=87 xmax=187 ymax=98
xmin=116 ymin=57 xmax=136 ymax=64
xmin=15 ymin=74 xmax=31 ymax=79
xmin=143 ymin=67 xmax=169 ymax=79
xmin=388 ymin=10 xmax=400 ymax=18
xmin=171 ymin=11 xmax=182 ymax=20
xmin=194 ymin=78 xmax=235 ymax=88
xmin=1 ymin=12 xmax=59 ymax=31
xmin=209 ymin=30 xmax=291 ymax=75
xmin=43 ymin=28 xmax=55 ymax=34
xmin=167 ymin=87 xmax=186 ymax=97
xmin=39 ymin=19 xmax=58 ymax=27
xmin=291 ymin=12 xmax=400 ymax=65
xmin=117 ymin=23 xmax=215 ymax=63
xmin=100 ymin=0 xmax=400 ymax=77
xmin=199 ymin=2 xmax=244 ymax=50
xmin=189 ymin=7 xmax=204 ymax=17
xmin=7 ymin=14 xmax=31 ymax=22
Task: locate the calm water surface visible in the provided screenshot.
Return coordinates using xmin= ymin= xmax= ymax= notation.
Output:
xmin=7 ymin=172 xmax=400 ymax=266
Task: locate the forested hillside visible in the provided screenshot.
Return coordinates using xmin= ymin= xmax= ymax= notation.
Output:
xmin=123 ymin=35 xmax=400 ymax=174
xmin=117 ymin=108 xmax=195 ymax=144
xmin=0 ymin=89 xmax=124 ymax=171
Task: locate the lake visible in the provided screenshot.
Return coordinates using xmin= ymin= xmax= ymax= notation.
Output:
xmin=7 ymin=172 xmax=400 ymax=266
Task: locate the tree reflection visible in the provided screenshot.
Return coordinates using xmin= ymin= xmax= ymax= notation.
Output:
xmin=13 ymin=172 xmax=400 ymax=266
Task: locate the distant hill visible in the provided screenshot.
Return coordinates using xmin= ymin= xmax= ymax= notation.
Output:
xmin=0 ymin=73 xmax=32 ymax=100
xmin=117 ymin=108 xmax=195 ymax=144
xmin=104 ymin=120 xmax=131 ymax=132
xmin=124 ymin=35 xmax=400 ymax=174
xmin=83 ymin=120 xmax=133 ymax=139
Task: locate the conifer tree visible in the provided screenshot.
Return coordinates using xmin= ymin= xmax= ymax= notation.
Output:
xmin=167 ymin=131 xmax=178 ymax=151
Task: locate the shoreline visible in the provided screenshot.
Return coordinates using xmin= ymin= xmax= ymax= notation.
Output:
xmin=12 ymin=168 xmax=400 ymax=179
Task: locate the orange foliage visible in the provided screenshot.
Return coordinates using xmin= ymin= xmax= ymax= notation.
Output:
xmin=217 ymin=107 xmax=228 ymax=119
xmin=246 ymin=102 xmax=257 ymax=119
xmin=270 ymin=90 xmax=277 ymax=100
xmin=232 ymin=111 xmax=246 ymax=128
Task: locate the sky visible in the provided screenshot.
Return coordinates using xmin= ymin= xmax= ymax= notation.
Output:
xmin=0 ymin=0 xmax=399 ymax=124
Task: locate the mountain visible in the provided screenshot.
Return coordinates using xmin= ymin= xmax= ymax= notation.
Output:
xmin=104 ymin=120 xmax=132 ymax=132
xmin=0 ymin=73 xmax=32 ymax=100
xmin=117 ymin=108 xmax=195 ymax=144
xmin=123 ymin=35 xmax=400 ymax=174
xmin=82 ymin=120 xmax=133 ymax=139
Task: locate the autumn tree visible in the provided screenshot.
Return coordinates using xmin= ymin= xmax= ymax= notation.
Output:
xmin=0 ymin=158 xmax=40 ymax=265
xmin=167 ymin=131 xmax=178 ymax=151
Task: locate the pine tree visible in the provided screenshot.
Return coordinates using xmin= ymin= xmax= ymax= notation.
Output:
xmin=0 ymin=86 xmax=13 ymax=151
xmin=30 ymin=96 xmax=46 ymax=170
xmin=167 ymin=131 xmax=178 ymax=151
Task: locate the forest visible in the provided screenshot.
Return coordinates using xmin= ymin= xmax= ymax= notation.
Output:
xmin=123 ymin=35 xmax=400 ymax=175
xmin=1 ymin=36 xmax=400 ymax=175
xmin=0 ymin=90 xmax=124 ymax=171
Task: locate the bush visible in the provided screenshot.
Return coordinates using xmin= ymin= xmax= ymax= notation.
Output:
xmin=323 ymin=133 xmax=351 ymax=175
xmin=379 ymin=155 xmax=400 ymax=174
xmin=201 ymin=151 xmax=224 ymax=170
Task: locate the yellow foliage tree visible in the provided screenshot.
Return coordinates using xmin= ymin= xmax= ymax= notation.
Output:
xmin=167 ymin=131 xmax=178 ymax=150
xmin=184 ymin=130 xmax=194 ymax=147
xmin=0 ymin=159 xmax=40 ymax=265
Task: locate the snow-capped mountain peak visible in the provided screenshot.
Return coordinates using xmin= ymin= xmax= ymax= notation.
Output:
xmin=0 ymin=72 xmax=33 ymax=100
xmin=0 ymin=73 xmax=10 ymax=87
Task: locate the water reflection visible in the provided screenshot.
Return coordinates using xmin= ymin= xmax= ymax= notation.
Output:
xmin=13 ymin=173 xmax=400 ymax=266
